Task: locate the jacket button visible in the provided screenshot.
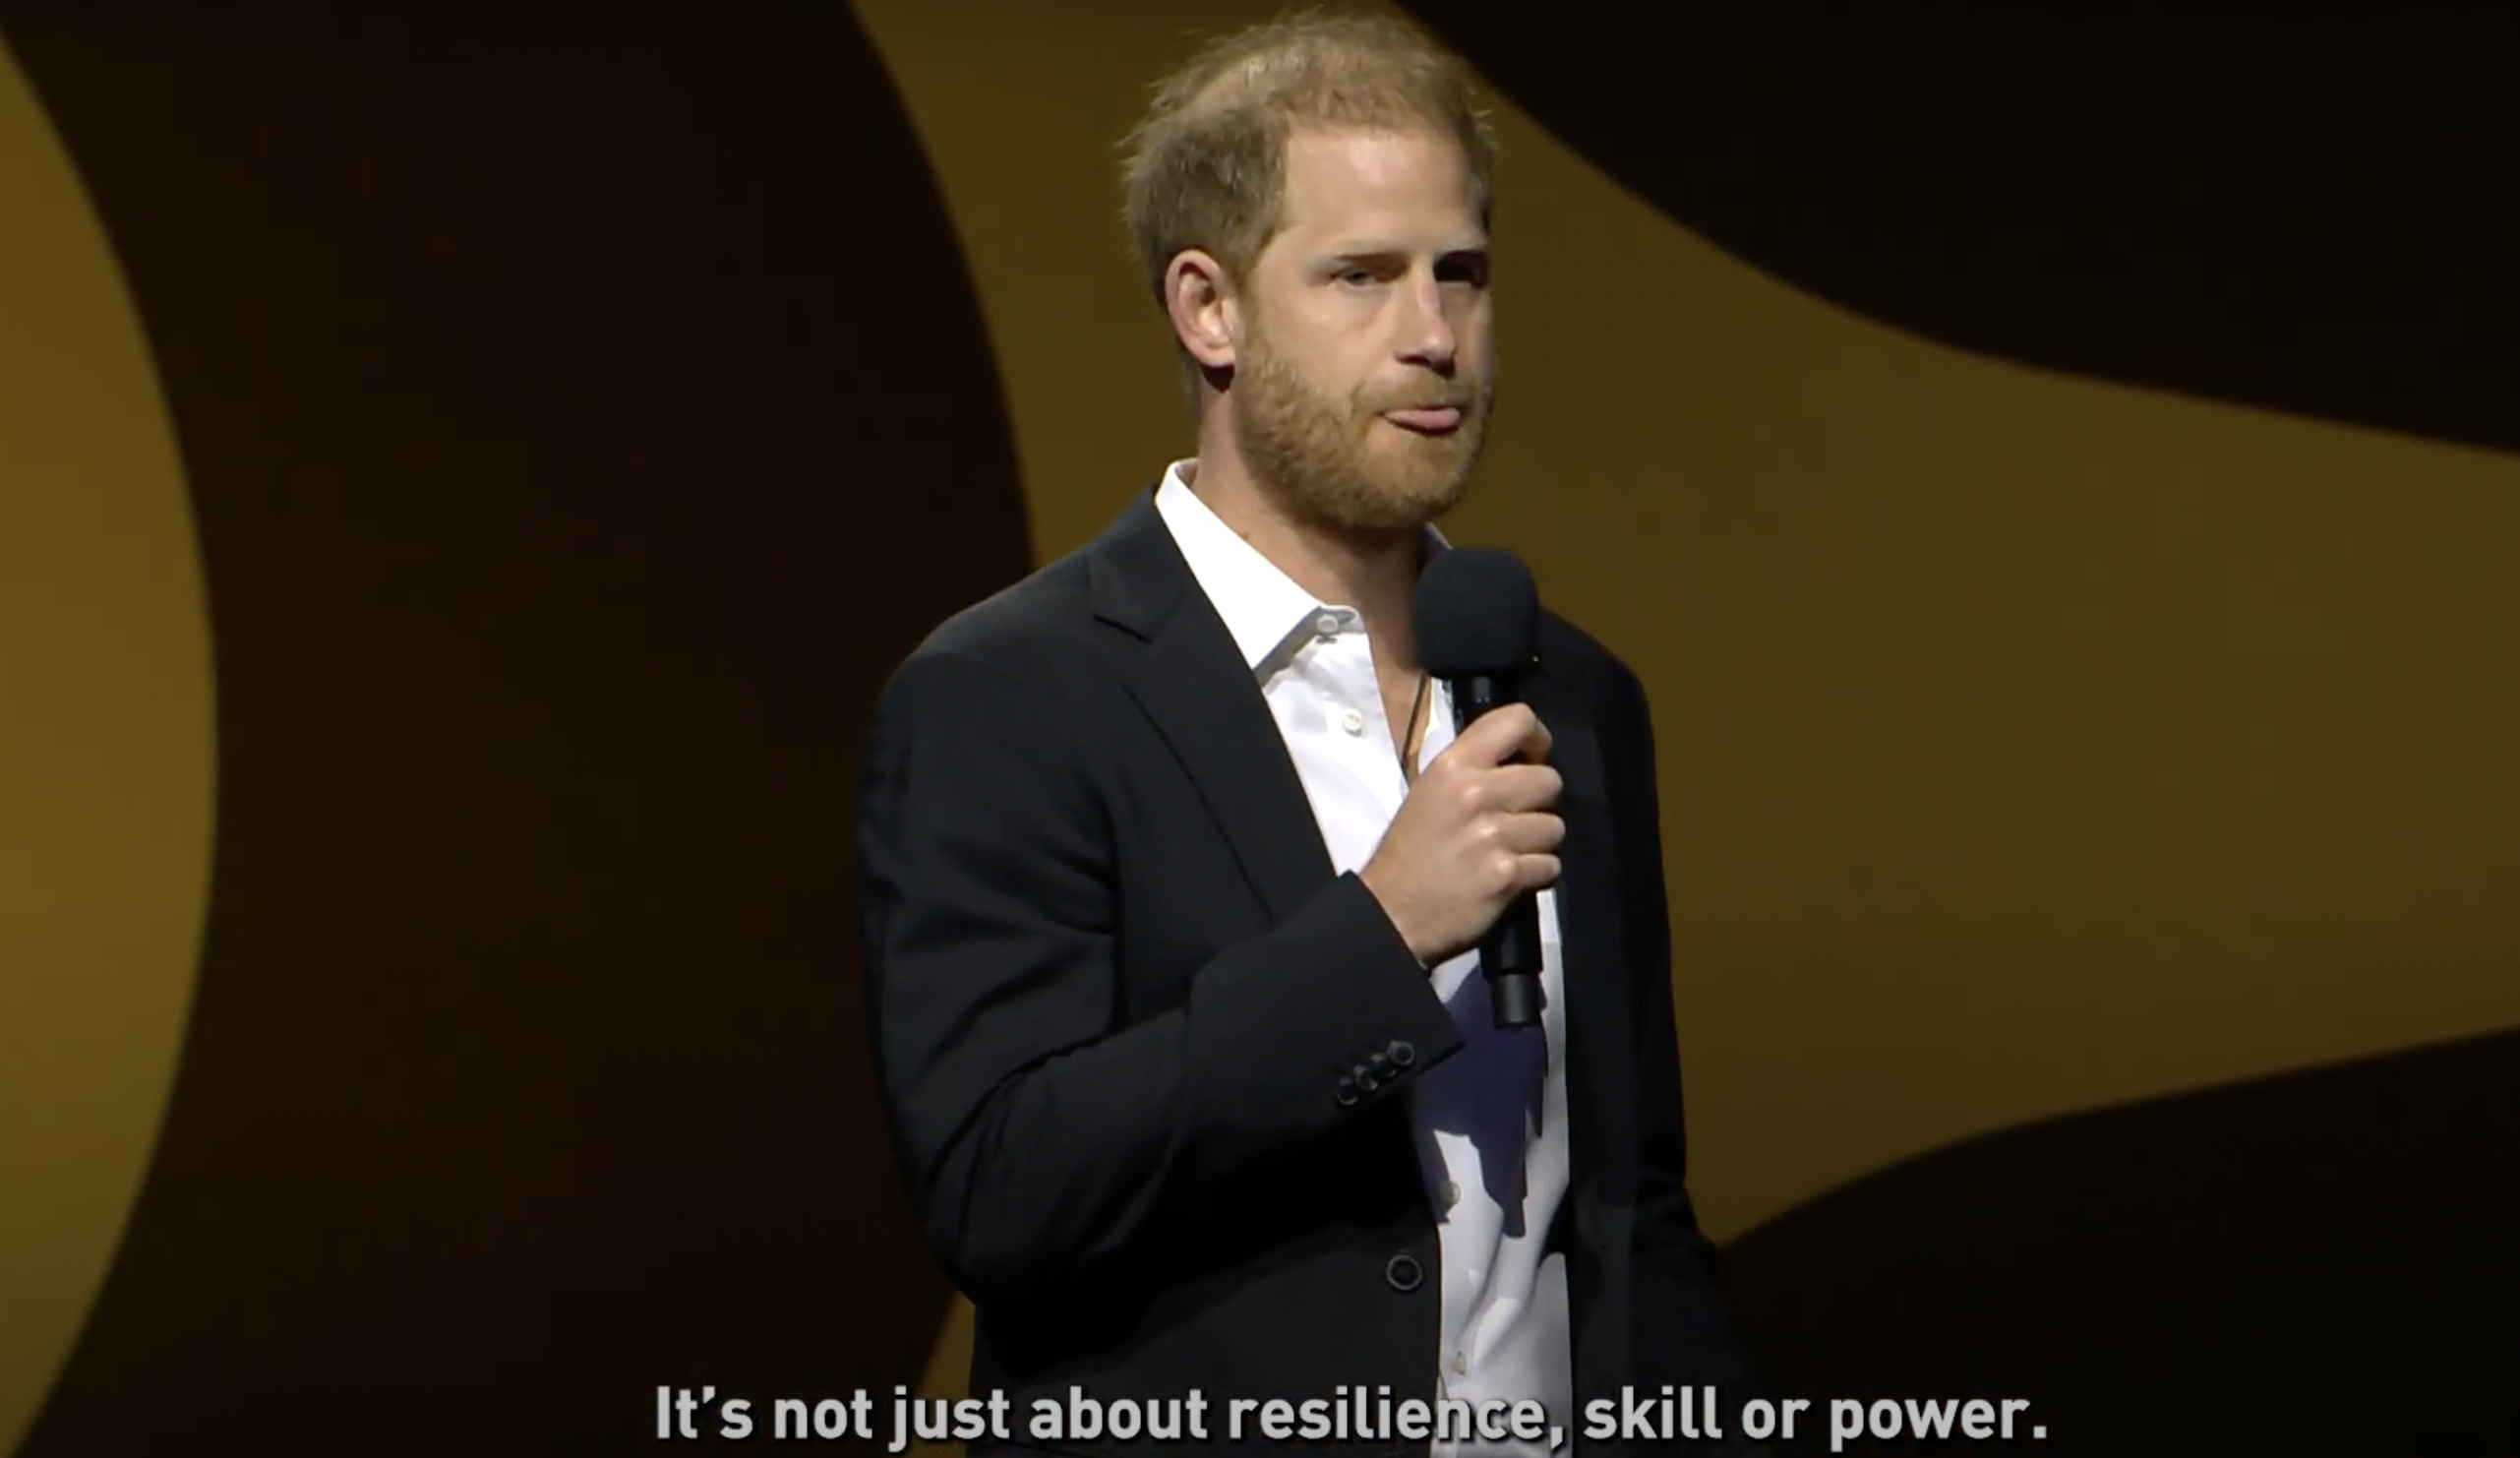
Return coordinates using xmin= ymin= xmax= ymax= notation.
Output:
xmin=1368 ymin=1050 xmax=1393 ymax=1075
xmin=1335 ymin=1076 xmax=1358 ymax=1107
xmin=1386 ymin=1039 xmax=1415 ymax=1068
xmin=1353 ymin=1064 xmax=1378 ymax=1094
xmin=1384 ymin=1252 xmax=1424 ymax=1293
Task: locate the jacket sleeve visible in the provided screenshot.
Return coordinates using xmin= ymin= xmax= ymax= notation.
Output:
xmin=1611 ymin=661 xmax=1762 ymax=1425
xmin=857 ymin=645 xmax=1466 ymax=1306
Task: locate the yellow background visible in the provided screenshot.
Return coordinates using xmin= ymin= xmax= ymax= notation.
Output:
xmin=0 ymin=33 xmax=214 ymax=1458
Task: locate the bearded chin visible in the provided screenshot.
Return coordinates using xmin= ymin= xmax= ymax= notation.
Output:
xmin=1231 ymin=348 xmax=1489 ymax=537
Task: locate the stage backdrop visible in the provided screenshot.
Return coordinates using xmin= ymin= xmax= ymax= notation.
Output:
xmin=3 ymin=4 xmax=2515 ymax=1455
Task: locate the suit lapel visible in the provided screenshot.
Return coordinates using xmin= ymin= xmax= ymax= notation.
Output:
xmin=1087 ymin=490 xmax=1338 ymax=924
xmin=1523 ymin=659 xmax=1624 ymax=1254
xmin=1526 ymin=658 xmax=1624 ymax=1027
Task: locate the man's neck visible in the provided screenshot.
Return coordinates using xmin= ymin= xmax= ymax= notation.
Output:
xmin=1182 ymin=455 xmax=1426 ymax=671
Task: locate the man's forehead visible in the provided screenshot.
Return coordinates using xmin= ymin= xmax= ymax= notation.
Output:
xmin=1274 ymin=136 xmax=1481 ymax=244
xmin=1281 ymin=125 xmax=1471 ymax=185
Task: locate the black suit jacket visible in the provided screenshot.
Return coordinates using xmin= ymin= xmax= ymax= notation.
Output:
xmin=859 ymin=489 xmax=1754 ymax=1455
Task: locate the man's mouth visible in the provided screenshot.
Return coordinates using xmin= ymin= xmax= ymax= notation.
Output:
xmin=1380 ymin=404 xmax=1465 ymax=434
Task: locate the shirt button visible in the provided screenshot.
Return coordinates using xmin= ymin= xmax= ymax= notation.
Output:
xmin=1315 ymin=612 xmax=1340 ymax=637
xmin=1341 ymin=708 xmax=1364 ymax=734
xmin=1441 ymin=1180 xmax=1461 ymax=1209
xmin=1451 ymin=1351 xmax=1469 ymax=1374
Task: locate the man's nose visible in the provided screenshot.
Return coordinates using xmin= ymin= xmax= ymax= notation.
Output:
xmin=1395 ymin=273 xmax=1457 ymax=371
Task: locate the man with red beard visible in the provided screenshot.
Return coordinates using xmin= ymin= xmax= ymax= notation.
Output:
xmin=859 ymin=11 xmax=1757 ymax=1455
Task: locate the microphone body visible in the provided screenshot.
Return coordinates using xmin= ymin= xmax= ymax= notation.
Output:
xmin=1413 ymin=546 xmax=1548 ymax=1032
xmin=1443 ymin=670 xmax=1545 ymax=1030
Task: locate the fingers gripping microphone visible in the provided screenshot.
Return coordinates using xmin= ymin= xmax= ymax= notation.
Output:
xmin=1413 ymin=547 xmax=1546 ymax=1032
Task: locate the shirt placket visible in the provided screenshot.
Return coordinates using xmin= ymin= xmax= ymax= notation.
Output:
xmin=1304 ymin=616 xmax=1462 ymax=1456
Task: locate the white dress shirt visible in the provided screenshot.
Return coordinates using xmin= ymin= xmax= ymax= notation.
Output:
xmin=1156 ymin=460 xmax=1571 ymax=1457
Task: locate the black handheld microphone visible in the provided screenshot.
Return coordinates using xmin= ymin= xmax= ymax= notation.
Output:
xmin=1412 ymin=547 xmax=1546 ymax=1032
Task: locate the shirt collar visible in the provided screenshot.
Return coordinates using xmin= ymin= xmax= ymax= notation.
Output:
xmin=1152 ymin=458 xmax=1450 ymax=676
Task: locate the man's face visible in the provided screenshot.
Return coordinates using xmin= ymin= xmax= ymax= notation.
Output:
xmin=1229 ymin=125 xmax=1495 ymax=536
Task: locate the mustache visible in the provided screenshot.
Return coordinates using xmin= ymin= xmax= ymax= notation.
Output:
xmin=1364 ymin=388 xmax=1478 ymax=413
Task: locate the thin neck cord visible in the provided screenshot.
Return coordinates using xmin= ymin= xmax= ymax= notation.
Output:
xmin=1399 ymin=672 xmax=1431 ymax=785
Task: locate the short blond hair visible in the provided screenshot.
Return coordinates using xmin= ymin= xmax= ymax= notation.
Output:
xmin=1118 ymin=8 xmax=1497 ymax=353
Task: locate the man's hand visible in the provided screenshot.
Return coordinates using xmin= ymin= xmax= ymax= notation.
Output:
xmin=1359 ymin=702 xmax=1564 ymax=968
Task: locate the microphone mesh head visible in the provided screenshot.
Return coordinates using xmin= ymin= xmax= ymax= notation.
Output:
xmin=1413 ymin=547 xmax=1540 ymax=678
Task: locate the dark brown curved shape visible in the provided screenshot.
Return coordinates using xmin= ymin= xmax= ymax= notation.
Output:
xmin=1719 ymin=1027 xmax=2520 ymax=1453
xmin=2 ymin=3 xmax=1020 ymax=1450
xmin=1405 ymin=7 xmax=2520 ymax=459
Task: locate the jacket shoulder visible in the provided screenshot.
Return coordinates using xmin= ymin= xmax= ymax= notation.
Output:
xmin=1539 ymin=608 xmax=1647 ymax=707
xmin=898 ymin=545 xmax=1099 ymax=679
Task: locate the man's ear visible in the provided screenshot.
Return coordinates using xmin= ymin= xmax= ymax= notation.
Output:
xmin=1165 ymin=249 xmax=1240 ymax=373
